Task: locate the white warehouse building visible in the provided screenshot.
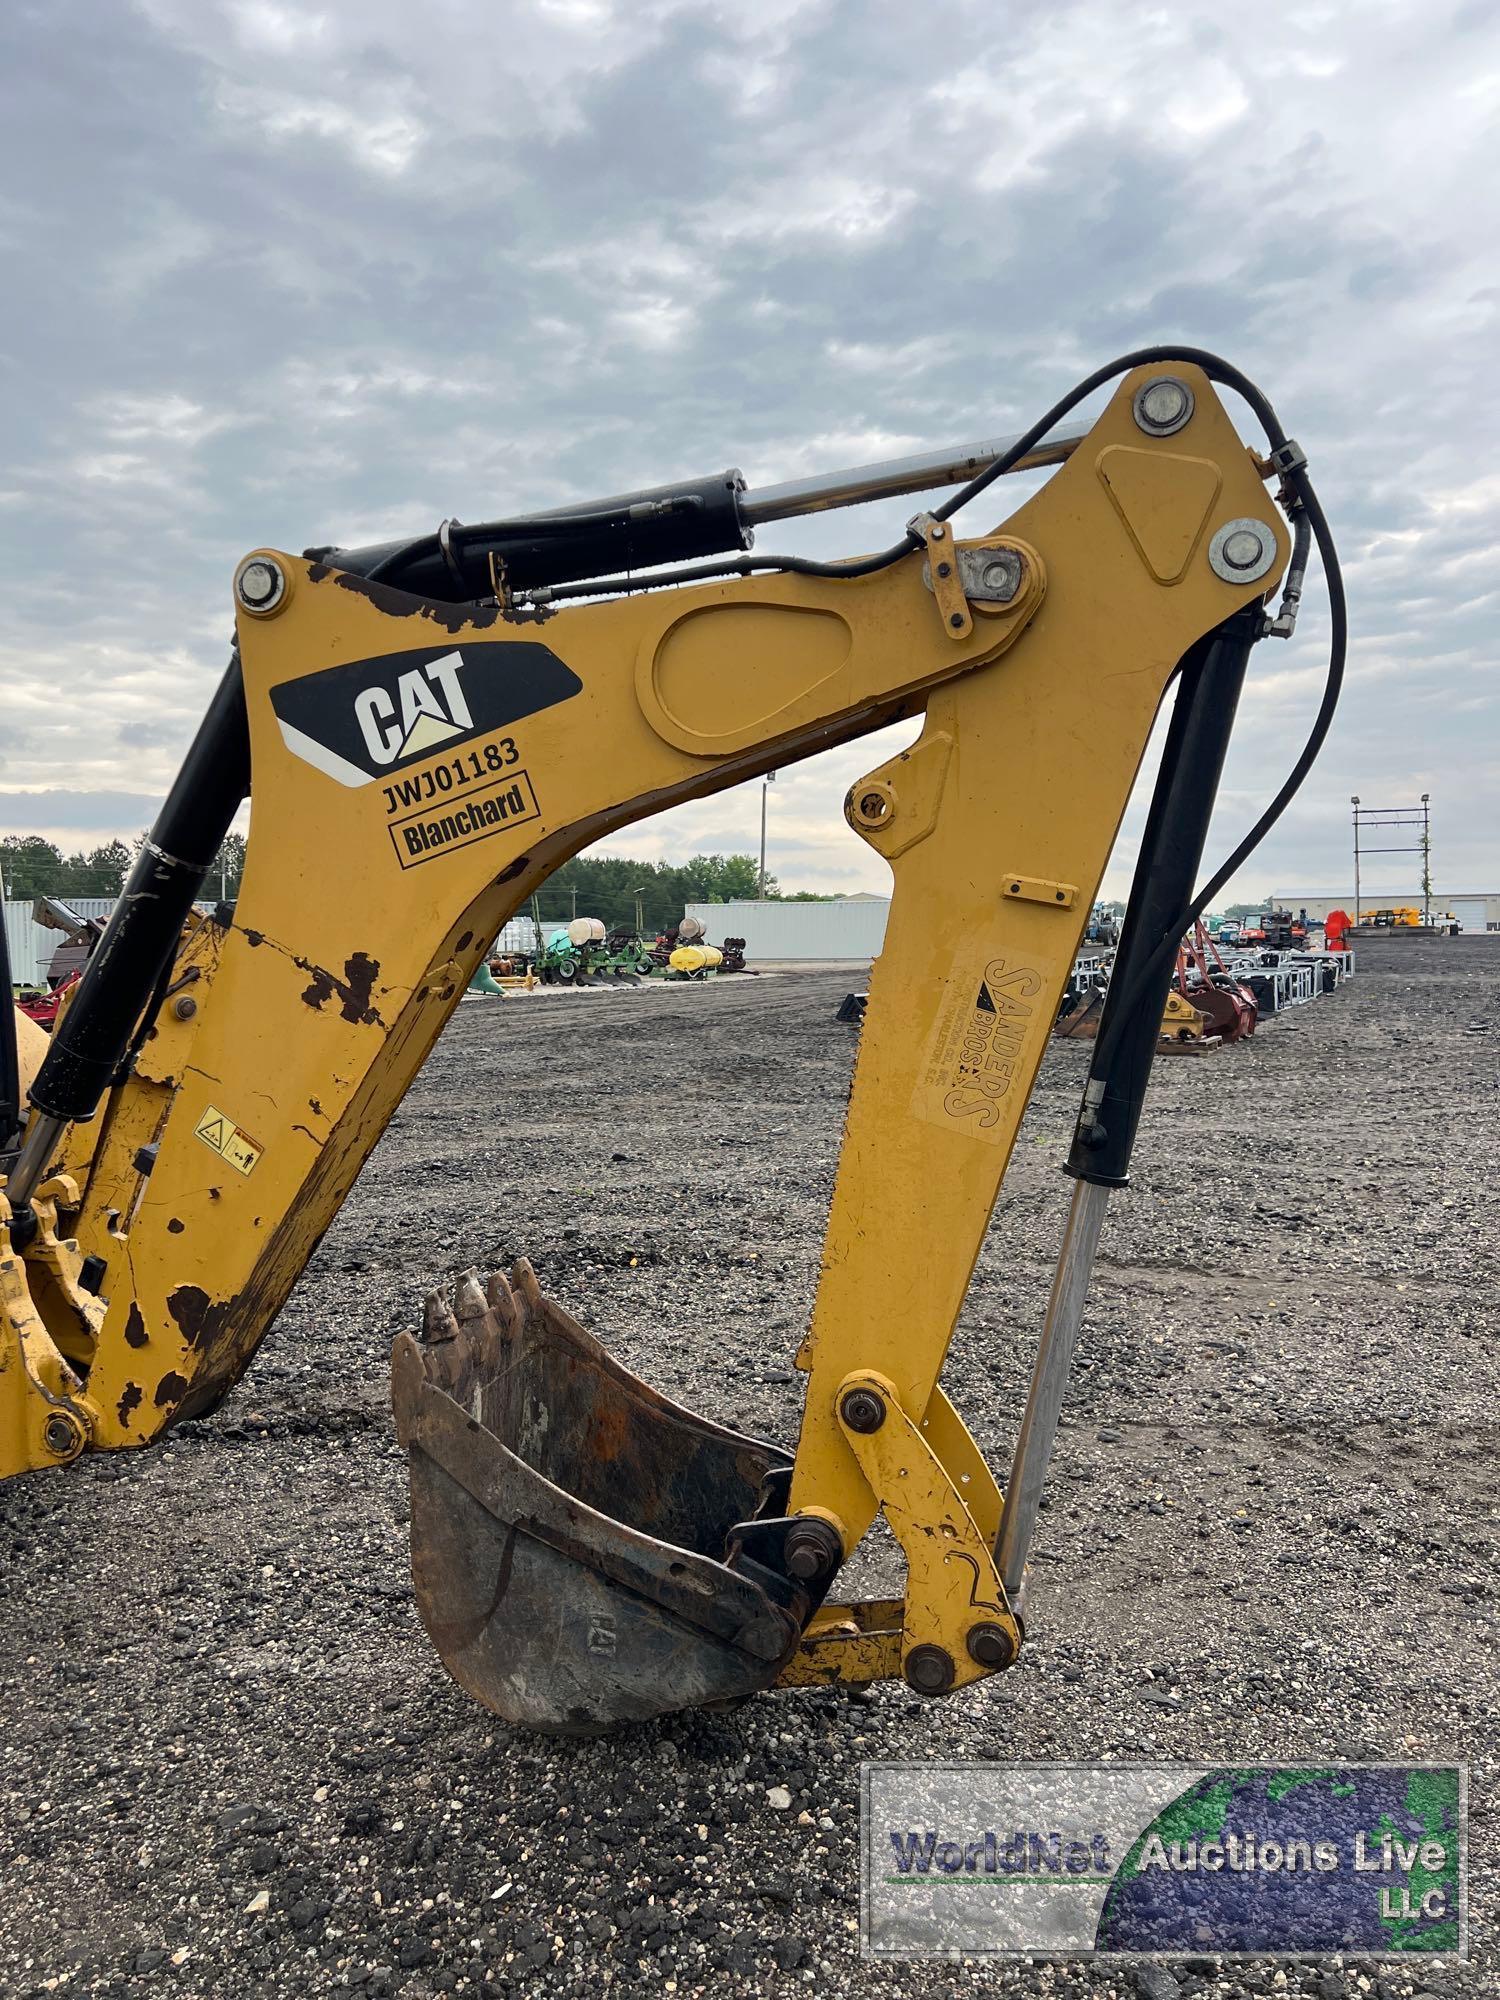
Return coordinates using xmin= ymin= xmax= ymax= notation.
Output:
xmin=1271 ymin=892 xmax=1500 ymax=932
xmin=3 ymin=897 xmax=124 ymax=988
xmin=684 ymin=897 xmax=889 ymax=961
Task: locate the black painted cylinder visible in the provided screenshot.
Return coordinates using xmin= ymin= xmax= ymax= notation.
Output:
xmin=0 ymin=878 xmax=19 ymax=1152
xmin=25 ymin=654 xmax=250 ymax=1124
xmin=321 ymin=471 xmax=751 ymax=600
xmin=1066 ymin=609 xmax=1258 ymax=1187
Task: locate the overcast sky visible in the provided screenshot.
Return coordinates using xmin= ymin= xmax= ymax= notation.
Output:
xmin=3 ymin=0 xmax=1496 ymax=906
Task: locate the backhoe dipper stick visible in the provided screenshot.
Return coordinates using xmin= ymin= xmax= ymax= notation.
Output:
xmin=996 ymin=608 xmax=1258 ymax=1597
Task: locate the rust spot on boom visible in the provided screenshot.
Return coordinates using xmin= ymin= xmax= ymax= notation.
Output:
xmin=299 ymin=951 xmax=384 ymax=1027
xmin=167 ymin=1286 xmax=213 ymax=1349
xmin=154 ymin=1371 xmax=189 ymax=1409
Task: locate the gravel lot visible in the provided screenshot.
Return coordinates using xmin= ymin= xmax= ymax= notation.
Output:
xmin=2 ymin=936 xmax=1494 ymax=1999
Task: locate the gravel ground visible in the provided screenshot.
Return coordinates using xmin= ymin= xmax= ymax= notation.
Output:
xmin=2 ymin=936 xmax=1494 ymax=1999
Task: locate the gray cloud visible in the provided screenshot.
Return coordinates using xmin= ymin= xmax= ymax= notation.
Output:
xmin=2 ymin=0 xmax=1497 ymax=904
xmin=0 ymin=790 xmax=163 ymax=839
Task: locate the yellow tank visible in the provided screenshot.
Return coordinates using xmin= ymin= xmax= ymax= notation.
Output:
xmin=668 ymin=945 xmax=723 ymax=976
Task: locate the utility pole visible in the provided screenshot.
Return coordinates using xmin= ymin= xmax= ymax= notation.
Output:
xmin=1420 ymin=792 xmax=1432 ymax=924
xmin=759 ymin=772 xmax=776 ymax=898
xmin=1350 ymin=795 xmax=1433 ymax=927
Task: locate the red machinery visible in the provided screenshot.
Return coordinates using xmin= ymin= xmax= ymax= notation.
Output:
xmin=1175 ymin=923 xmax=1258 ymax=1041
xmin=14 ymin=974 xmax=78 ymax=1034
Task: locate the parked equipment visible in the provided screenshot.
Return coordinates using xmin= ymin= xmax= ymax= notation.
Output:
xmin=1240 ymin=907 xmax=1304 ymax=950
xmin=1175 ymin=923 xmax=1258 ymax=1042
xmin=667 ymin=944 xmax=723 ymax=979
xmin=1053 ymin=977 xmax=1213 ymax=1050
xmin=1 ymin=352 xmax=1341 ymax=1733
xmin=643 ymin=916 xmax=742 ymax=978
xmin=529 ymin=919 xmax=656 ymax=985
xmin=467 ymin=960 xmax=506 ymax=996
xmin=11 ymin=896 xmax=105 ymax=1032
xmin=14 ymin=979 xmax=76 ymax=1033
xmin=33 ymin=896 xmax=106 ymax=987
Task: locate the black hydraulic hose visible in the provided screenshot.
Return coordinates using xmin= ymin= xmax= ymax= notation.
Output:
xmin=929 ymin=343 xmax=1292 ymax=524
xmin=359 ymin=345 xmax=1278 ymax=606
xmin=1087 ymin=476 xmax=1345 ymax=1078
xmin=523 ymin=348 xmax=1344 ymax=1030
xmin=244 ymin=348 xmax=1345 ymax=1107
xmin=522 ymin=548 xmax=904 ymax=602
xmin=529 ymin=342 xmax=1304 ymax=603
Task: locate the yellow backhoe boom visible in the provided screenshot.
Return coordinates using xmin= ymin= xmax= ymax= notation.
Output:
xmin=0 ymin=351 xmax=1339 ymax=1730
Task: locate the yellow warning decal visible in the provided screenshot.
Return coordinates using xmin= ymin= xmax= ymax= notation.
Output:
xmin=194 ymin=1104 xmax=264 ymax=1177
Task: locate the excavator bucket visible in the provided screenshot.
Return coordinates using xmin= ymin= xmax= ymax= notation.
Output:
xmin=1052 ymin=981 xmax=1106 ymax=1039
xmin=1185 ymin=980 xmax=1257 ymax=1041
xmin=391 ymin=1262 xmax=804 ymax=1734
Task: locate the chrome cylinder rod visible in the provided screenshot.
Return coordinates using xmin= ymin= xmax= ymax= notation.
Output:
xmin=738 ymin=420 xmax=1090 ymax=529
xmin=5 ymin=1113 xmax=64 ymax=1210
xmin=995 ymin=1176 xmax=1111 ymax=1598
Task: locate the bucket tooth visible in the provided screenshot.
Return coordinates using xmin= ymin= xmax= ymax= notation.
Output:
xmin=454 ymin=1270 xmax=489 ymax=1324
xmin=393 ymin=1262 xmax=802 ymax=1735
xmin=422 ymin=1288 xmax=458 ymax=1342
xmin=511 ymin=1255 xmax=546 ymax=1315
xmin=484 ymin=1267 xmax=518 ymax=1321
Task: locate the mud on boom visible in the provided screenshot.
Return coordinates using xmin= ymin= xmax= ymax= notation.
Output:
xmin=0 ymin=350 xmax=1342 ymax=1733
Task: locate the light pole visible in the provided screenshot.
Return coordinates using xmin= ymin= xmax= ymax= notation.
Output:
xmin=759 ymin=772 xmax=776 ymax=898
xmin=1351 ymin=795 xmax=1360 ymax=925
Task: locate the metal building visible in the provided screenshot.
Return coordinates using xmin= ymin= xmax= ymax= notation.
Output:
xmin=3 ymin=897 xmax=224 ymax=988
xmin=1271 ymin=892 xmax=1500 ymax=932
xmin=495 ymin=915 xmax=543 ymax=955
xmin=683 ymin=897 xmax=889 ymax=961
xmin=3 ymin=898 xmax=42 ymax=987
xmin=3 ymin=897 xmax=127 ymax=988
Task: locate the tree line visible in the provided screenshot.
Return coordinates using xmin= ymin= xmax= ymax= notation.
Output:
xmin=4 ymin=835 xmax=1294 ymax=933
xmin=1 ymin=835 xmax=846 ymax=934
xmin=528 ymin=853 xmax=800 ymax=934
xmin=1 ymin=833 xmax=249 ymax=903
